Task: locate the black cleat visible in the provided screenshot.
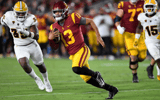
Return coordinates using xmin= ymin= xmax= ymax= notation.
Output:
xmin=132 ymin=74 xmax=139 ymax=83
xmin=146 ymin=65 xmax=154 ymax=79
xmin=95 ymin=72 xmax=105 ymax=87
xmin=106 ymin=86 xmax=118 ymax=99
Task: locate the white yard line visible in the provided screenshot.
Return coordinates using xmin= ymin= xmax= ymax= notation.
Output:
xmin=2 ymin=88 xmax=160 ymax=98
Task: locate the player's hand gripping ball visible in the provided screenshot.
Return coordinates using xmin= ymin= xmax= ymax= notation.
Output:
xmin=53 ymin=28 xmax=60 ymax=43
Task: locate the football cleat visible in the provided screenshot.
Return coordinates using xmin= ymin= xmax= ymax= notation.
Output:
xmin=106 ymin=86 xmax=119 ymax=99
xmin=132 ymin=74 xmax=139 ymax=83
xmin=35 ymin=77 xmax=45 ymax=90
xmin=95 ymin=72 xmax=105 ymax=87
xmin=44 ymin=80 xmax=53 ymax=92
xmin=146 ymin=65 xmax=154 ymax=79
xmin=157 ymin=75 xmax=160 ymax=81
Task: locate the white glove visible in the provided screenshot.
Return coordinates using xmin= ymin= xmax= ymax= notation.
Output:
xmin=117 ymin=25 xmax=125 ymax=34
xmin=16 ymin=27 xmax=30 ymax=36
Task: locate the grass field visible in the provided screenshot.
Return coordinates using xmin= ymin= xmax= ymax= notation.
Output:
xmin=0 ymin=57 xmax=160 ymax=100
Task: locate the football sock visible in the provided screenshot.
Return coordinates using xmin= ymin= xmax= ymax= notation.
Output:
xmin=87 ymin=77 xmax=112 ymax=91
xmin=72 ymin=66 xmax=96 ymax=77
xmin=133 ymin=73 xmax=137 ymax=76
xmin=156 ymin=66 xmax=160 ymax=75
xmin=28 ymin=69 xmax=38 ymax=79
xmin=150 ymin=64 xmax=154 ymax=68
xmin=41 ymin=71 xmax=49 ymax=81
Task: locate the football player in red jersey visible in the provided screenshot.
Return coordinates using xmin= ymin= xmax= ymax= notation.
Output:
xmin=48 ymin=1 xmax=118 ymax=99
xmin=114 ymin=0 xmax=147 ymax=83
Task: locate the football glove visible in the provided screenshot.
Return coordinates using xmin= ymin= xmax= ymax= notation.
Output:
xmin=133 ymin=38 xmax=139 ymax=47
xmin=117 ymin=25 xmax=125 ymax=34
xmin=16 ymin=26 xmax=30 ymax=36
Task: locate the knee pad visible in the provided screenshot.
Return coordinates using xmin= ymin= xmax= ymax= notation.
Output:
xmin=129 ymin=58 xmax=138 ymax=70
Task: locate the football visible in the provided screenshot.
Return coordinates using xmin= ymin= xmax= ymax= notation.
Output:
xmin=53 ymin=28 xmax=61 ymax=43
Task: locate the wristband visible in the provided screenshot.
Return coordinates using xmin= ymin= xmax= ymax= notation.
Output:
xmin=135 ymin=34 xmax=140 ymax=39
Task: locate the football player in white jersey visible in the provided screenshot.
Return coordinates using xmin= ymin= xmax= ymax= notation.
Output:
xmin=134 ymin=0 xmax=160 ymax=81
xmin=1 ymin=1 xmax=53 ymax=92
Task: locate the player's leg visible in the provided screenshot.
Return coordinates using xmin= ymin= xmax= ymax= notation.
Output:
xmin=156 ymin=65 xmax=160 ymax=81
xmin=156 ymin=59 xmax=160 ymax=81
xmin=31 ymin=42 xmax=52 ymax=92
xmin=14 ymin=45 xmax=45 ymax=90
xmin=70 ymin=45 xmax=118 ymax=99
xmin=146 ymin=43 xmax=160 ymax=80
xmin=71 ymin=45 xmax=103 ymax=85
xmin=124 ymin=32 xmax=139 ymax=83
xmin=81 ymin=65 xmax=118 ymax=99
xmin=146 ymin=58 xmax=155 ymax=79
xmin=129 ymin=55 xmax=139 ymax=83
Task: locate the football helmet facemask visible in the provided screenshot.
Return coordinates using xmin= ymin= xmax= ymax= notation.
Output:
xmin=144 ymin=0 xmax=158 ymax=15
xmin=13 ymin=1 xmax=28 ymax=22
xmin=52 ymin=1 xmax=69 ymax=21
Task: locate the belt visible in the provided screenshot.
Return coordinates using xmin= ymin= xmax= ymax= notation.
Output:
xmin=16 ymin=41 xmax=34 ymax=46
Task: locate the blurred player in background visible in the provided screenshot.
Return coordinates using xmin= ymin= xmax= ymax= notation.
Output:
xmin=107 ymin=3 xmax=126 ymax=59
xmin=86 ymin=8 xmax=99 ymax=58
xmin=1 ymin=1 xmax=52 ymax=92
xmin=94 ymin=7 xmax=114 ymax=60
xmin=49 ymin=1 xmax=118 ymax=99
xmin=137 ymin=0 xmax=160 ymax=81
xmin=114 ymin=0 xmax=147 ymax=83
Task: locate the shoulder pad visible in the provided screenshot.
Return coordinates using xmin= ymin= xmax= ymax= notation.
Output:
xmin=118 ymin=1 xmax=124 ymax=9
xmin=25 ymin=14 xmax=38 ymax=26
xmin=1 ymin=11 xmax=13 ymax=25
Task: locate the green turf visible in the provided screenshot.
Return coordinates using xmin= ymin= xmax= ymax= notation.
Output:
xmin=0 ymin=57 xmax=160 ymax=100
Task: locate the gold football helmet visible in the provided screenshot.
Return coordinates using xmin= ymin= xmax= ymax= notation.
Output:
xmin=13 ymin=1 xmax=28 ymax=21
xmin=144 ymin=0 xmax=158 ymax=15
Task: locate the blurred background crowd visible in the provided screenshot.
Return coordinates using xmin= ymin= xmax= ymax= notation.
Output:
xmin=0 ymin=0 xmax=160 ymax=60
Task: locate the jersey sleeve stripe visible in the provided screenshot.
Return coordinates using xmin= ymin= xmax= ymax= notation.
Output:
xmin=50 ymin=24 xmax=53 ymax=30
xmin=71 ymin=13 xmax=75 ymax=24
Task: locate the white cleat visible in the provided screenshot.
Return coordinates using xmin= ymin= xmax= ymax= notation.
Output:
xmin=35 ymin=77 xmax=45 ymax=90
xmin=44 ymin=80 xmax=53 ymax=92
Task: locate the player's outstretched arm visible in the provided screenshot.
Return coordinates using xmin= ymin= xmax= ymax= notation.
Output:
xmin=85 ymin=18 xmax=105 ymax=48
xmin=114 ymin=9 xmax=125 ymax=34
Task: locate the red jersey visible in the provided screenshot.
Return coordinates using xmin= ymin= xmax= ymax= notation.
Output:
xmin=118 ymin=0 xmax=144 ymax=33
xmin=50 ymin=12 xmax=85 ymax=55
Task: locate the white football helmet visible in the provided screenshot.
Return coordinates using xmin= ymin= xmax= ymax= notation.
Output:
xmin=144 ymin=0 xmax=158 ymax=15
xmin=13 ymin=1 xmax=28 ymax=22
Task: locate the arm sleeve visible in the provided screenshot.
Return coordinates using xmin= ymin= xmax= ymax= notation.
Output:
xmin=79 ymin=17 xmax=86 ymax=25
xmin=49 ymin=39 xmax=59 ymax=50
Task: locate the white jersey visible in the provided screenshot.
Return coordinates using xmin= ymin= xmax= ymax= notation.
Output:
xmin=1 ymin=11 xmax=38 ymax=45
xmin=93 ymin=14 xmax=113 ymax=37
xmin=138 ymin=12 xmax=160 ymax=44
xmin=138 ymin=12 xmax=160 ymax=60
